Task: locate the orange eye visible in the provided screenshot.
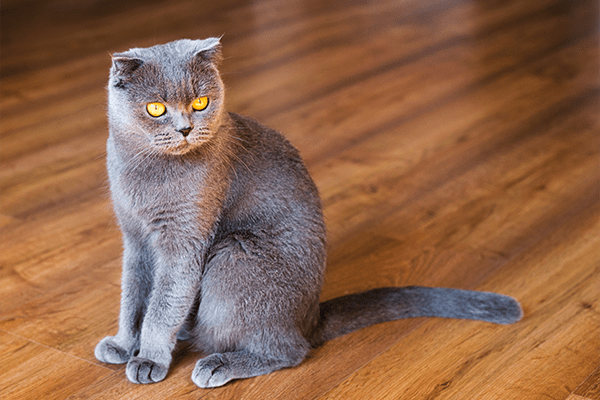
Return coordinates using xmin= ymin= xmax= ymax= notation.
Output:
xmin=147 ymin=102 xmax=166 ymax=117
xmin=192 ymin=97 xmax=209 ymax=111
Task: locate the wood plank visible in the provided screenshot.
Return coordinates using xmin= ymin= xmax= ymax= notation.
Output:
xmin=315 ymin=30 xmax=598 ymax=226
xmin=65 ymin=343 xmax=209 ymax=400
xmin=574 ymin=366 xmax=600 ymax=400
xmin=229 ymin=0 xmax=596 ymax=120
xmin=0 ymin=258 xmax=123 ymax=362
xmin=320 ymin=42 xmax=599 ymax=297
xmin=0 ymin=199 xmax=120 ymax=308
xmin=247 ymin=0 xmax=598 ymax=149
xmin=0 ymin=330 xmax=113 ymax=400
xmin=320 ymin=202 xmax=600 ymax=400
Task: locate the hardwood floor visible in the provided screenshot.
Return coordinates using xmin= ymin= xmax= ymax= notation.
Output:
xmin=1 ymin=0 xmax=598 ymax=399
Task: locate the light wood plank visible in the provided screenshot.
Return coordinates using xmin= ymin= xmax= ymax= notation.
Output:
xmin=0 ymin=330 xmax=113 ymax=400
xmin=321 ymin=202 xmax=600 ymax=400
xmin=66 ymin=344 xmax=208 ymax=400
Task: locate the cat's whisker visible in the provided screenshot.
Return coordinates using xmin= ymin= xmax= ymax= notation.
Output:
xmin=122 ymin=147 xmax=161 ymax=173
xmin=219 ymin=134 xmax=254 ymax=176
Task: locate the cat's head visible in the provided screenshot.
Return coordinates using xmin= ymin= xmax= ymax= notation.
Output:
xmin=108 ymin=38 xmax=225 ymax=156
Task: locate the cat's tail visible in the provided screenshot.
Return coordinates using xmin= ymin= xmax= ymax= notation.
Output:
xmin=309 ymin=286 xmax=522 ymax=347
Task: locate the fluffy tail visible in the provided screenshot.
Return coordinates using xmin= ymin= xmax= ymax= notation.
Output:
xmin=309 ymin=286 xmax=522 ymax=347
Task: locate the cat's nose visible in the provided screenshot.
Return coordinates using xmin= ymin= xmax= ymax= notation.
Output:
xmin=177 ymin=126 xmax=193 ymax=137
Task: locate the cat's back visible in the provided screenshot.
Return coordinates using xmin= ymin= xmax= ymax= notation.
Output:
xmin=226 ymin=112 xmax=305 ymax=170
xmin=225 ymin=112 xmax=317 ymax=193
xmin=219 ymin=112 xmax=325 ymax=240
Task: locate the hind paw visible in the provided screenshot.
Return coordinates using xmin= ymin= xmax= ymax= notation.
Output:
xmin=192 ymin=354 xmax=231 ymax=388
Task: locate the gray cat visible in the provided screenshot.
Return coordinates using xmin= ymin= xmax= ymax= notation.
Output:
xmin=94 ymin=38 xmax=522 ymax=388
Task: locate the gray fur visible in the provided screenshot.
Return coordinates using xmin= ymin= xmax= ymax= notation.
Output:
xmin=94 ymin=38 xmax=523 ymax=388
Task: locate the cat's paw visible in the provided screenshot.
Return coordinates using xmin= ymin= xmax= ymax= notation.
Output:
xmin=192 ymin=354 xmax=232 ymax=388
xmin=95 ymin=336 xmax=134 ymax=364
xmin=126 ymin=356 xmax=169 ymax=384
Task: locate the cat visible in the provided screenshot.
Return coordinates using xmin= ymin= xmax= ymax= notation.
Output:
xmin=94 ymin=37 xmax=522 ymax=389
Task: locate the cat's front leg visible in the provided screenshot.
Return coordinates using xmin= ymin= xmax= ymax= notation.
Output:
xmin=126 ymin=241 xmax=203 ymax=384
xmin=95 ymin=233 xmax=153 ymax=364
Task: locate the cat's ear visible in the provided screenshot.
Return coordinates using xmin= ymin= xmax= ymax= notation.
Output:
xmin=110 ymin=54 xmax=144 ymax=88
xmin=192 ymin=37 xmax=223 ymax=65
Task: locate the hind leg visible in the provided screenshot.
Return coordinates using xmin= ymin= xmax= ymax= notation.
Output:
xmin=190 ymin=234 xmax=319 ymax=387
xmin=192 ymin=349 xmax=305 ymax=388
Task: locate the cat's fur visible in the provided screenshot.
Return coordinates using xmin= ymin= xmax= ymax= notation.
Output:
xmin=95 ymin=38 xmax=523 ymax=388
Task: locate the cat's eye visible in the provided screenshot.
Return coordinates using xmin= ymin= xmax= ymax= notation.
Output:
xmin=192 ymin=97 xmax=209 ymax=111
xmin=147 ymin=102 xmax=166 ymax=117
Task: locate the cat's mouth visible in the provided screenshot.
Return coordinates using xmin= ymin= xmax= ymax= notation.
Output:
xmin=169 ymin=141 xmax=194 ymax=155
xmin=152 ymin=132 xmax=211 ymax=155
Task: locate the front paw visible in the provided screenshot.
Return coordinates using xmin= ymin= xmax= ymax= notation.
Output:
xmin=95 ymin=336 xmax=134 ymax=364
xmin=126 ymin=356 xmax=169 ymax=384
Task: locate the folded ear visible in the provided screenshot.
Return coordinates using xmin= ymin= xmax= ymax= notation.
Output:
xmin=110 ymin=55 xmax=144 ymax=88
xmin=112 ymin=56 xmax=144 ymax=75
xmin=192 ymin=37 xmax=222 ymax=64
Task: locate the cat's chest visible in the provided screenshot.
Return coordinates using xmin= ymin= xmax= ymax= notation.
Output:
xmin=109 ymin=159 xmax=203 ymax=225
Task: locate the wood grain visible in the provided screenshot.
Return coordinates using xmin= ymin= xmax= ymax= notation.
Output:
xmin=1 ymin=0 xmax=598 ymax=399
xmin=0 ymin=330 xmax=112 ymax=399
xmin=575 ymin=367 xmax=600 ymax=400
xmin=568 ymin=396 xmax=595 ymax=400
xmin=322 ymin=201 xmax=600 ymax=400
